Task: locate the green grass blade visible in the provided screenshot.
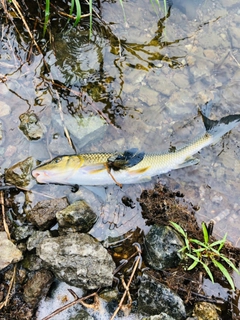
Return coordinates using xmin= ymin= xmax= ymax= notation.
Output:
xmin=187 ymin=259 xmax=199 ymax=270
xmin=212 ymin=259 xmax=235 ymax=290
xmin=209 ymin=239 xmax=226 ymax=248
xmin=163 ymin=0 xmax=167 ymax=16
xmin=192 ymin=247 xmax=206 ymax=253
xmin=89 ymin=0 xmax=92 ymax=37
xmin=218 ymin=233 xmax=227 ymax=252
xmin=170 ymin=221 xmax=190 ymax=250
xmin=186 ymin=253 xmax=200 ymax=262
xmin=119 ymin=0 xmax=127 ymax=23
xmin=220 ymin=255 xmax=240 ymax=274
xmin=201 ymin=262 xmax=214 ymax=283
xmin=170 ymin=221 xmax=186 ymax=237
xmin=69 ymin=0 xmax=75 ymax=15
xmin=73 ymin=0 xmax=81 ymax=27
xmin=43 ymin=0 xmax=50 ymax=36
xmin=202 ymin=222 xmax=209 ymax=244
xmin=190 ymin=239 xmax=208 ymax=248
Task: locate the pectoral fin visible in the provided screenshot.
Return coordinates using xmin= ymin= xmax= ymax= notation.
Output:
xmin=177 ymin=157 xmax=199 ymax=169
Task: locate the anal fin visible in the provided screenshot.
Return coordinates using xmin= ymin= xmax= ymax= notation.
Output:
xmin=177 ymin=157 xmax=199 ymax=169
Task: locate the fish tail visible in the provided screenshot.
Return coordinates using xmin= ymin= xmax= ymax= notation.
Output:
xmin=201 ymin=112 xmax=240 ymax=144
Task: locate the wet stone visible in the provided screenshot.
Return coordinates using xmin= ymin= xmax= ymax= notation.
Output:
xmin=36 ymin=233 xmax=116 ymax=290
xmin=27 ymin=197 xmax=69 ymax=230
xmin=22 ymin=253 xmax=44 ymax=271
xmin=12 ymin=225 xmax=35 ymax=242
xmin=0 ymin=121 xmax=3 ymax=145
xmin=0 ymin=232 xmax=23 ymax=270
xmin=192 ymin=302 xmax=220 ymax=320
xmin=142 ymin=313 xmax=176 ymax=320
xmin=19 ymin=112 xmax=45 ymax=140
xmin=27 ymin=230 xmax=51 ymax=251
xmin=56 ymin=200 xmax=97 ymax=234
xmin=138 ymin=273 xmax=186 ymax=320
xmin=0 ymin=102 xmax=11 ymax=117
xmin=69 ymin=310 xmax=94 ymax=320
xmin=23 ymin=269 xmax=54 ymax=307
xmin=55 ymin=114 xmax=107 ymax=150
xmin=4 ymin=156 xmax=38 ymax=188
xmin=143 ymin=225 xmax=184 ymax=270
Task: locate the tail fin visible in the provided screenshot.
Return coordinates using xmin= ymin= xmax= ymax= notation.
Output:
xmin=201 ymin=112 xmax=240 ymax=144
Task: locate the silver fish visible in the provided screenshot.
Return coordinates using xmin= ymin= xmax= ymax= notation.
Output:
xmin=32 ymin=113 xmax=240 ymax=186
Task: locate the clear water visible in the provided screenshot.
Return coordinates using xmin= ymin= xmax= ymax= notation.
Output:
xmin=0 ymin=1 xmax=240 ymax=315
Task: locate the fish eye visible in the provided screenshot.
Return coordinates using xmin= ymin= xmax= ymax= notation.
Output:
xmin=52 ymin=157 xmax=62 ymax=164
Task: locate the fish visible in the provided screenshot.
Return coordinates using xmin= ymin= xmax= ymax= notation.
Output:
xmin=32 ymin=112 xmax=240 ymax=186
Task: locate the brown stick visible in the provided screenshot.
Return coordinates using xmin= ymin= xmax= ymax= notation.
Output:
xmin=41 ymin=292 xmax=98 ymax=320
xmin=110 ymin=244 xmax=142 ymax=320
xmin=0 ymin=264 xmax=17 ymax=309
xmin=0 ymin=190 xmax=11 ymax=240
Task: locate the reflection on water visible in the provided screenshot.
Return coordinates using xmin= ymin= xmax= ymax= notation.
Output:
xmin=1 ymin=0 xmax=240 ymax=249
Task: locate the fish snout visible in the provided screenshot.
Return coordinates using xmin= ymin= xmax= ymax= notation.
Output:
xmin=32 ymin=170 xmax=48 ymax=183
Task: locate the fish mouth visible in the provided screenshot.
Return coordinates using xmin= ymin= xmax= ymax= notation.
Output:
xmin=32 ymin=170 xmax=49 ymax=183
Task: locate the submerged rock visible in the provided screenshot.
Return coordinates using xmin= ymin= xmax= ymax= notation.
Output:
xmin=4 ymin=156 xmax=38 ymax=188
xmin=36 ymin=233 xmax=116 ymax=290
xmin=19 ymin=112 xmax=46 ymax=140
xmin=138 ymin=273 xmax=186 ymax=320
xmin=0 ymin=102 xmax=11 ymax=117
xmin=23 ymin=269 xmax=54 ymax=307
xmin=0 ymin=232 xmax=23 ymax=270
xmin=27 ymin=197 xmax=69 ymax=230
xmin=0 ymin=121 xmax=3 ymax=145
xmin=143 ymin=225 xmax=184 ymax=270
xmin=55 ymin=114 xmax=107 ymax=150
xmin=56 ymin=200 xmax=97 ymax=234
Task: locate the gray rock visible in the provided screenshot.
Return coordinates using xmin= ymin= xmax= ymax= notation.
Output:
xmin=70 ymin=310 xmax=94 ymax=320
xmin=138 ymin=273 xmax=186 ymax=320
xmin=22 ymin=253 xmax=44 ymax=271
xmin=36 ymin=233 xmax=116 ymax=290
xmin=142 ymin=314 xmax=176 ymax=320
xmin=144 ymin=225 xmax=184 ymax=270
xmin=19 ymin=112 xmax=46 ymax=140
xmin=56 ymin=200 xmax=97 ymax=234
xmin=23 ymin=269 xmax=54 ymax=307
xmin=12 ymin=225 xmax=35 ymax=241
xmin=27 ymin=197 xmax=69 ymax=230
xmin=4 ymin=157 xmax=38 ymax=188
xmin=0 ymin=232 xmax=23 ymax=270
xmin=27 ymin=230 xmax=51 ymax=251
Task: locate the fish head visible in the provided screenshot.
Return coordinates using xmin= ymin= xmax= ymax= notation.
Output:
xmin=32 ymin=155 xmax=84 ymax=184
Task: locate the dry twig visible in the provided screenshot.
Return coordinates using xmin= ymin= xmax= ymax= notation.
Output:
xmin=110 ymin=244 xmax=142 ymax=320
xmin=41 ymin=291 xmax=99 ymax=320
xmin=0 ymin=264 xmax=17 ymax=309
xmin=0 ymin=190 xmax=10 ymax=240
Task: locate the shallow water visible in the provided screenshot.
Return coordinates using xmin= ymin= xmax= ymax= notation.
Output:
xmin=0 ymin=0 xmax=240 ymax=275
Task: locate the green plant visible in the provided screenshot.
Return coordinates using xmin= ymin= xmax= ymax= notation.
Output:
xmin=43 ymin=0 xmax=92 ymax=36
xmin=170 ymin=221 xmax=240 ymax=290
xmin=150 ymin=0 xmax=168 ymax=17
